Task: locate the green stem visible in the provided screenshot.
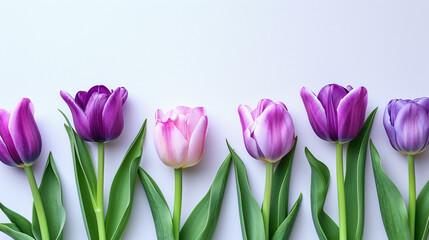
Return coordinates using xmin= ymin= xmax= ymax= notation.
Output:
xmin=173 ymin=168 xmax=182 ymax=240
xmin=408 ymin=154 xmax=416 ymax=239
xmin=336 ymin=143 xmax=347 ymax=240
xmin=261 ymin=162 xmax=274 ymax=240
xmin=96 ymin=142 xmax=106 ymax=240
xmin=24 ymin=166 xmax=50 ymax=240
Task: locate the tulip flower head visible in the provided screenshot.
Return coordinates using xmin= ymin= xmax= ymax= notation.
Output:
xmin=238 ymin=99 xmax=295 ymax=163
xmin=0 ymin=98 xmax=42 ymax=167
xmin=154 ymin=106 xmax=208 ymax=169
xmin=60 ymin=85 xmax=128 ymax=142
xmin=300 ymin=84 xmax=368 ymax=143
xmin=384 ymin=98 xmax=429 ymax=155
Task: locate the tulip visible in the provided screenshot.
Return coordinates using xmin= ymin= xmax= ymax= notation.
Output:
xmin=383 ymin=97 xmax=429 ymax=238
xmin=238 ymin=99 xmax=295 ymax=163
xmin=0 ymin=98 xmax=49 ymax=240
xmin=238 ymin=99 xmax=295 ymax=239
xmin=300 ymin=84 xmax=368 ymax=143
xmin=153 ymin=106 xmax=208 ymax=240
xmin=60 ymin=85 xmax=128 ymax=142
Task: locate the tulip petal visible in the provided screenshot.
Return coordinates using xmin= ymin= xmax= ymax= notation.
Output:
xmin=75 ymin=91 xmax=88 ymax=109
xmin=252 ymin=99 xmax=274 ymax=120
xmin=394 ymin=103 xmax=429 ymax=154
xmin=60 ymin=91 xmax=92 ymax=141
xmin=0 ymin=134 xmax=15 ymax=166
xmin=416 ymin=97 xmax=429 ymax=112
xmin=154 ymin=120 xmax=188 ymax=168
xmin=187 ymin=116 xmax=208 ymax=167
xmin=85 ymin=91 xmax=109 ymax=141
xmin=337 ymin=86 xmax=368 ymax=142
xmin=300 ymin=87 xmax=330 ymax=141
xmin=184 ymin=107 xmax=206 ymax=141
xmin=252 ymin=103 xmax=295 ymax=162
xmin=383 ymin=104 xmax=400 ymax=151
xmin=238 ymin=105 xmax=254 ymax=132
xmin=0 ymin=109 xmax=22 ymax=165
xmin=102 ymin=87 xmax=125 ymax=141
xmin=118 ymin=87 xmax=128 ymax=104
xmin=9 ymin=98 xmax=41 ymax=165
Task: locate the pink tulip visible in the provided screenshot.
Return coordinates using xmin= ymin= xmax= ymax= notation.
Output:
xmin=154 ymin=106 xmax=208 ymax=169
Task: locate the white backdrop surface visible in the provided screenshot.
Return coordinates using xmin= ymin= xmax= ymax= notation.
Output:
xmin=0 ymin=1 xmax=429 ymax=239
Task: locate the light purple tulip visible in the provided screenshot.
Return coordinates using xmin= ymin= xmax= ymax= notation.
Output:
xmin=384 ymin=98 xmax=429 ymax=155
xmin=0 ymin=98 xmax=42 ymax=167
xmin=60 ymin=85 xmax=128 ymax=142
xmin=154 ymin=106 xmax=208 ymax=169
xmin=300 ymin=84 xmax=368 ymax=143
xmin=238 ymin=99 xmax=295 ymax=163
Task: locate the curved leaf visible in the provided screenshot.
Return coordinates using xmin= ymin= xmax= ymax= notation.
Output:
xmin=271 ymin=194 xmax=302 ymax=240
xmin=105 ymin=120 xmax=147 ymax=240
xmin=32 ymin=153 xmax=66 ymax=240
xmin=180 ymin=155 xmax=232 ymax=240
xmin=138 ymin=168 xmax=174 ymax=240
xmin=0 ymin=202 xmax=33 ymax=237
xmin=370 ymin=141 xmax=411 ymax=240
xmin=228 ymin=142 xmax=265 ymax=240
xmin=0 ymin=223 xmax=34 ymax=240
xmin=344 ymin=108 xmax=377 ymax=240
xmin=269 ymin=137 xmax=297 ymax=239
xmin=305 ymin=148 xmax=339 ymax=240
xmin=416 ymin=180 xmax=429 ymax=240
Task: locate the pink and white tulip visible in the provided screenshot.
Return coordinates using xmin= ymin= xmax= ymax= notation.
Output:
xmin=154 ymin=106 xmax=208 ymax=169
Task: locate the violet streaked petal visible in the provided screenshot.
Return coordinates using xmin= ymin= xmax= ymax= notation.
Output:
xmin=252 ymin=99 xmax=274 ymax=119
xmin=154 ymin=120 xmax=188 ymax=168
xmin=186 ymin=115 xmax=208 ymax=167
xmin=383 ymin=104 xmax=400 ymax=151
xmin=0 ymin=109 xmax=22 ymax=164
xmin=60 ymin=91 xmax=92 ymax=141
xmin=416 ymin=97 xmax=429 ymax=112
xmin=101 ymin=87 xmax=125 ymax=141
xmin=117 ymin=87 xmax=128 ymax=104
xmin=300 ymin=87 xmax=330 ymax=141
xmin=337 ymin=86 xmax=368 ymax=142
xmin=9 ymin=98 xmax=41 ymax=165
xmin=85 ymin=91 xmax=109 ymax=141
xmin=243 ymin=126 xmax=261 ymax=159
xmin=238 ymin=104 xmax=254 ymax=132
xmin=0 ymin=137 xmax=16 ymax=167
xmin=75 ymin=91 xmax=88 ymax=109
xmin=394 ymin=103 xmax=429 ymax=154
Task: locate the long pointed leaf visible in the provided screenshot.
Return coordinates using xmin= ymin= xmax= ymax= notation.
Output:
xmin=180 ymin=155 xmax=232 ymax=240
xmin=344 ymin=108 xmax=377 ymax=240
xmin=269 ymin=137 xmax=297 ymax=239
xmin=105 ymin=120 xmax=147 ymax=240
xmin=0 ymin=223 xmax=34 ymax=240
xmin=138 ymin=168 xmax=174 ymax=240
xmin=0 ymin=203 xmax=33 ymax=237
xmin=228 ymin=142 xmax=265 ymax=240
xmin=271 ymin=194 xmax=302 ymax=240
xmin=305 ymin=148 xmax=339 ymax=240
xmin=370 ymin=141 xmax=411 ymax=240
xmin=416 ymin=180 xmax=429 ymax=240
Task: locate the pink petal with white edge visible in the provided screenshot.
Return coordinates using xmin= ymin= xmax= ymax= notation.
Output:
xmin=154 ymin=120 xmax=188 ymax=168
xmin=238 ymin=104 xmax=254 ymax=132
xmin=186 ymin=115 xmax=208 ymax=167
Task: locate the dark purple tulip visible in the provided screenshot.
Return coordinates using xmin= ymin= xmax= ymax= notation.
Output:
xmin=0 ymin=98 xmax=42 ymax=167
xmin=61 ymin=85 xmax=128 ymax=142
xmin=384 ymin=98 xmax=429 ymax=155
xmin=300 ymin=84 xmax=368 ymax=143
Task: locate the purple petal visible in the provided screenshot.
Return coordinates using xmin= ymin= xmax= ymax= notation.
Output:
xmin=243 ymin=125 xmax=261 ymax=160
xmin=383 ymin=103 xmax=400 ymax=151
xmin=238 ymin=104 xmax=254 ymax=133
xmin=300 ymin=87 xmax=330 ymax=141
xmin=0 ymin=109 xmax=22 ymax=165
xmin=9 ymin=98 xmax=42 ymax=165
xmin=337 ymin=86 xmax=368 ymax=142
xmin=187 ymin=115 xmax=208 ymax=167
xmin=101 ymin=87 xmax=125 ymax=141
xmin=61 ymin=91 xmax=92 ymax=141
xmin=252 ymin=99 xmax=274 ymax=119
xmin=85 ymin=90 xmax=109 ymax=141
xmin=75 ymin=91 xmax=88 ymax=109
xmin=0 ymin=137 xmax=16 ymax=166
xmin=416 ymin=97 xmax=429 ymax=112
xmin=117 ymin=87 xmax=128 ymax=104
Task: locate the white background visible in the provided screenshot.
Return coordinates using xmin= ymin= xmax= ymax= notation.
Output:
xmin=0 ymin=1 xmax=429 ymax=239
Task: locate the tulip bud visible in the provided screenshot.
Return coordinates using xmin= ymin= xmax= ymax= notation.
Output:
xmin=238 ymin=99 xmax=295 ymax=163
xmin=154 ymin=106 xmax=208 ymax=169
xmin=300 ymin=84 xmax=368 ymax=143
xmin=0 ymin=98 xmax=42 ymax=167
xmin=383 ymin=98 xmax=429 ymax=155
xmin=60 ymin=85 xmax=128 ymax=142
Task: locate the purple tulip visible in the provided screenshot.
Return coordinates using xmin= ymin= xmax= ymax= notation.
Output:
xmin=154 ymin=106 xmax=208 ymax=169
xmin=0 ymin=98 xmax=42 ymax=167
xmin=384 ymin=98 xmax=429 ymax=155
xmin=300 ymin=84 xmax=368 ymax=143
xmin=60 ymin=85 xmax=128 ymax=142
xmin=238 ymin=99 xmax=295 ymax=163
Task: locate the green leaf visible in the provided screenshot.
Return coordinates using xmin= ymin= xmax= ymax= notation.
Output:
xmin=271 ymin=194 xmax=302 ymax=240
xmin=228 ymin=142 xmax=265 ymax=240
xmin=32 ymin=153 xmax=66 ymax=240
xmin=305 ymin=148 xmax=339 ymax=240
xmin=416 ymin=180 xmax=429 ymax=240
xmin=0 ymin=202 xmax=33 ymax=237
xmin=344 ymin=108 xmax=377 ymax=240
xmin=0 ymin=223 xmax=34 ymax=240
xmin=269 ymin=137 xmax=297 ymax=239
xmin=105 ymin=120 xmax=147 ymax=240
xmin=62 ymin=111 xmax=98 ymax=240
xmin=138 ymin=168 xmax=174 ymax=240
xmin=180 ymin=155 xmax=232 ymax=240
xmin=370 ymin=141 xmax=411 ymax=240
